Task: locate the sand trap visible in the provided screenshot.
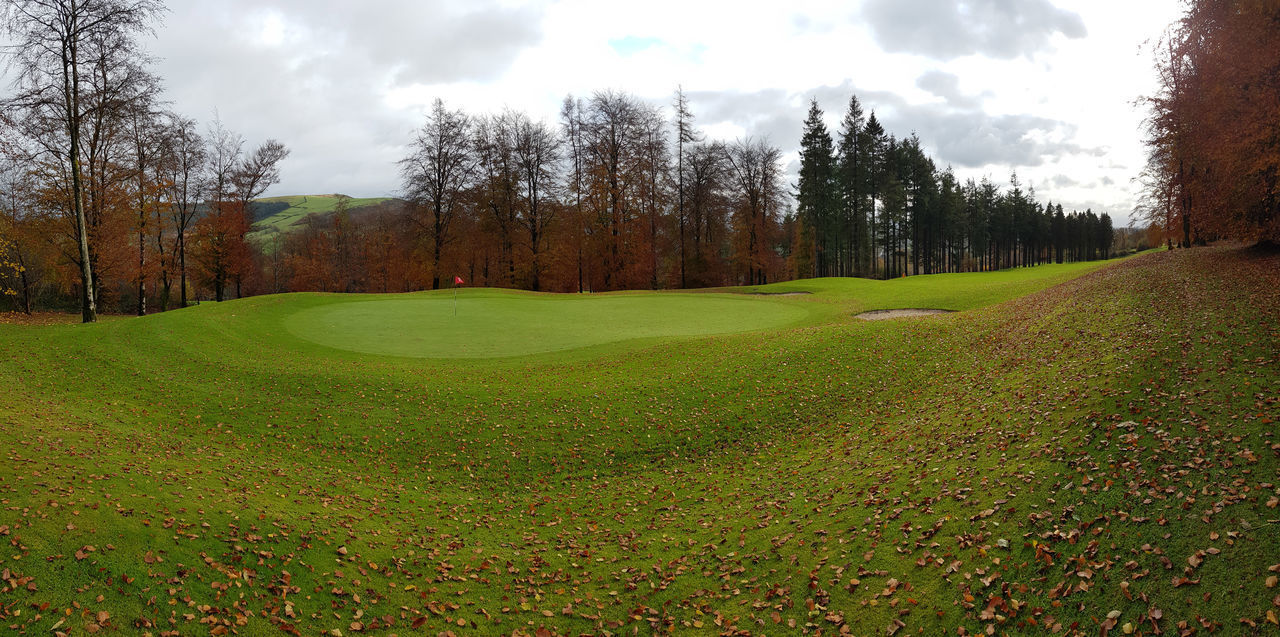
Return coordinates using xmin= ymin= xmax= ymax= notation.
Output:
xmin=855 ymin=308 xmax=956 ymax=320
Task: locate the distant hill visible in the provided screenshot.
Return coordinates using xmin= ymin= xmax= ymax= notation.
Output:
xmin=248 ymin=194 xmax=403 ymax=244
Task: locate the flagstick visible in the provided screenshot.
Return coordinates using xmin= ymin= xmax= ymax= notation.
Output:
xmin=453 ymin=286 xmax=457 ymax=317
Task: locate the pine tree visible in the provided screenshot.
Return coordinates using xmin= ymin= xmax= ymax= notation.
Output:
xmin=837 ymin=96 xmax=868 ymax=277
xmin=861 ymin=112 xmax=886 ymax=277
xmin=796 ymin=100 xmax=836 ymax=277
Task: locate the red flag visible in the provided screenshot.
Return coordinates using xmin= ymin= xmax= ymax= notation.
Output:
xmin=454 ymin=275 xmax=464 ymax=285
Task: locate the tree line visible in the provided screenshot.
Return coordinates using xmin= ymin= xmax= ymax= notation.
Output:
xmin=793 ymin=98 xmax=1114 ymax=278
xmin=0 ymin=1 xmax=1122 ymax=319
xmin=272 ymin=92 xmax=1114 ymax=300
xmin=0 ymin=0 xmax=288 ymax=319
xmin=1140 ymin=0 xmax=1279 ymax=246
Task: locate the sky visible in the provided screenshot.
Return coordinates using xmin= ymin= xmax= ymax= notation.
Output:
xmin=146 ymin=0 xmax=1184 ymax=226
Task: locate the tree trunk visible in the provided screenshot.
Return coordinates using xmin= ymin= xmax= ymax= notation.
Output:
xmin=64 ymin=50 xmax=96 ymax=322
xmin=179 ymin=232 xmax=188 ymax=307
xmin=137 ymin=225 xmax=146 ymax=316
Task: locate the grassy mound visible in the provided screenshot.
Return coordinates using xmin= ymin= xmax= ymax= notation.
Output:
xmin=0 ymin=249 xmax=1276 ymax=636
xmin=286 ymin=292 xmax=811 ymax=359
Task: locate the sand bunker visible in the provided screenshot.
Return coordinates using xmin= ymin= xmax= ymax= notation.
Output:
xmin=855 ymin=308 xmax=956 ymax=320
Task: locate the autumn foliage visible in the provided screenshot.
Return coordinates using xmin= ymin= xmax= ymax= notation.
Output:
xmin=1141 ymin=0 xmax=1280 ymax=245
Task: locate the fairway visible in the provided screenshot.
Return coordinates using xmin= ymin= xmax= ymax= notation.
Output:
xmin=285 ymin=292 xmax=811 ymax=358
xmin=2 ymin=249 xmax=1277 ymax=636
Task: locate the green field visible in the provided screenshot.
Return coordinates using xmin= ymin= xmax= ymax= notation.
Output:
xmin=250 ymin=194 xmax=395 ymax=241
xmin=1 ymin=248 xmax=1277 ymax=636
xmin=286 ymin=293 xmax=812 ymax=359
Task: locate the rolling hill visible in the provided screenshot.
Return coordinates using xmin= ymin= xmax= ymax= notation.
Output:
xmin=248 ymin=194 xmax=402 ymax=244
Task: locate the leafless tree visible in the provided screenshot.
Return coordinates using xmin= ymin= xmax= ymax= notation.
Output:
xmin=512 ymin=114 xmax=560 ymax=291
xmin=399 ymin=98 xmax=475 ymax=290
xmin=672 ymin=86 xmax=702 ymax=288
xmin=160 ymin=113 xmax=203 ymax=307
xmin=474 ymin=110 xmax=519 ymax=286
xmin=727 ymin=137 xmax=783 ymax=285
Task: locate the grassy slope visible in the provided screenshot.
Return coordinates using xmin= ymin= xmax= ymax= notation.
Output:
xmin=250 ymin=195 xmax=394 ymax=237
xmin=0 ymin=250 xmax=1276 ymax=636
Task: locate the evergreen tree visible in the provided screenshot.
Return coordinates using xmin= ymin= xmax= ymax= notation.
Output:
xmin=796 ymin=100 xmax=836 ymax=277
xmin=861 ymin=112 xmax=886 ymax=277
xmin=836 ymin=96 xmax=867 ymax=276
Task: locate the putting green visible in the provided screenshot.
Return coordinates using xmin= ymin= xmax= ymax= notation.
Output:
xmin=284 ymin=293 xmax=810 ymax=358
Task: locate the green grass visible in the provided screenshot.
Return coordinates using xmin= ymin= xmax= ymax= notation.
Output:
xmin=0 ymin=250 xmax=1276 ymax=637
xmin=250 ymin=194 xmax=394 ymax=238
xmin=286 ymin=292 xmax=812 ymax=359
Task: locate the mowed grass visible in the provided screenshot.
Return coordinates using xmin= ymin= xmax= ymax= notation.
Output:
xmin=0 ymin=250 xmax=1277 ymax=637
xmin=286 ymin=293 xmax=812 ymax=359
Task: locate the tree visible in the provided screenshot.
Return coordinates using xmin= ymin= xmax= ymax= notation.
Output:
xmin=1142 ymin=1 xmax=1280 ymax=244
xmin=2 ymin=0 xmax=165 ymax=321
xmin=860 ymin=112 xmax=886 ymax=277
xmin=796 ymin=99 xmax=835 ymax=277
xmin=580 ymin=90 xmax=654 ymax=291
xmin=473 ymin=111 xmax=519 ymax=286
xmin=511 ymin=114 xmax=560 ymax=291
xmin=836 ymin=96 xmax=868 ymax=276
xmin=559 ymin=95 xmax=588 ymax=292
xmin=672 ymin=86 xmax=701 ymax=288
xmin=400 ymin=98 xmax=475 ymax=290
xmin=726 ymin=137 xmax=783 ymax=286
xmin=161 ymin=114 xmax=203 ymax=307
xmin=682 ymin=141 xmax=728 ymax=287
xmin=192 ymin=118 xmax=240 ymax=302
xmin=125 ymin=104 xmax=165 ymax=315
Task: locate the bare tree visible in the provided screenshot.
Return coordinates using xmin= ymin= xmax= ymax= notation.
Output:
xmin=672 ymin=86 xmax=702 ymax=288
xmin=2 ymin=0 xmax=165 ymax=322
xmin=473 ymin=111 xmax=519 ymax=286
xmin=226 ymin=139 xmax=288 ymax=298
xmin=582 ymin=90 xmax=650 ymax=290
xmin=193 ymin=116 xmax=241 ymax=302
xmin=683 ymin=141 xmax=727 ymax=285
xmin=512 ymin=114 xmax=560 ymax=291
xmin=126 ymin=102 xmax=164 ymax=315
xmin=232 ymin=139 xmax=289 ymax=210
xmin=559 ymin=95 xmax=587 ymax=292
xmin=726 ymin=137 xmax=783 ymax=285
xmin=161 ymin=113 xmax=203 ymax=307
xmin=399 ymin=98 xmax=475 ymax=290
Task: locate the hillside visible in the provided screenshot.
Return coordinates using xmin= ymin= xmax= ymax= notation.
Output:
xmin=0 ymin=248 xmax=1276 ymax=635
xmin=249 ymin=194 xmax=401 ymax=242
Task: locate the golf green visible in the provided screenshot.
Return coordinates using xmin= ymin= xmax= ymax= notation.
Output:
xmin=284 ymin=292 xmax=811 ymax=358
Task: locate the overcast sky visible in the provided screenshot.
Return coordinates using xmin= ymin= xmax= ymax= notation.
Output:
xmin=147 ymin=0 xmax=1182 ymax=226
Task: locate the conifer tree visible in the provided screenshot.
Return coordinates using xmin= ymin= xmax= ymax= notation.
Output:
xmin=796 ymin=100 xmax=836 ymax=277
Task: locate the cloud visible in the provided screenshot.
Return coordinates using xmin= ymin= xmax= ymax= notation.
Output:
xmin=145 ymin=0 xmax=546 ymax=198
xmin=861 ymin=0 xmax=1086 ymax=60
xmin=915 ymin=70 xmax=984 ymax=109
xmin=1052 ymin=174 xmax=1079 ymax=188
xmin=687 ymin=80 xmax=1098 ymax=188
xmin=244 ymin=0 xmax=544 ymax=86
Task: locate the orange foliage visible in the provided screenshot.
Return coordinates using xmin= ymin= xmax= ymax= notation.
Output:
xmin=1143 ymin=1 xmax=1280 ymax=243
